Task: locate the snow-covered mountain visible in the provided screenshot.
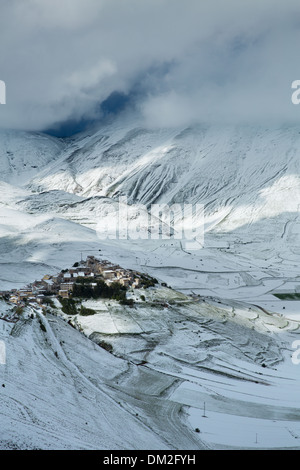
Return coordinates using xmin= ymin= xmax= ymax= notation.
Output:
xmin=28 ymin=121 xmax=300 ymax=213
xmin=26 ymin=120 xmax=300 ymax=255
xmin=0 ymin=129 xmax=64 ymax=185
xmin=1 ymin=116 xmax=300 ymax=450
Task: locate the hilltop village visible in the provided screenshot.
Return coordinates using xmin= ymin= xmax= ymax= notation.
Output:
xmin=0 ymin=255 xmax=159 ymax=309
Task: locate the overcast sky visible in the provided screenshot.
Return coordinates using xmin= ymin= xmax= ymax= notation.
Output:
xmin=0 ymin=0 xmax=300 ymax=132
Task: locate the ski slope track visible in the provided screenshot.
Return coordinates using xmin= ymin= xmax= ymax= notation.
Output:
xmin=0 ymin=117 xmax=300 ymax=449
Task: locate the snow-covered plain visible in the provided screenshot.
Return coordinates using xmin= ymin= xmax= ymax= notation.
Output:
xmin=1 ymin=119 xmax=300 ymax=449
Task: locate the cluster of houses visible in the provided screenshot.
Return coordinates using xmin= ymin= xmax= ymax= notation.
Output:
xmin=1 ymin=256 xmax=143 ymax=308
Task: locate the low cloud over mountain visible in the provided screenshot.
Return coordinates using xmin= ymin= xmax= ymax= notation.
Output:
xmin=1 ymin=0 xmax=300 ymax=131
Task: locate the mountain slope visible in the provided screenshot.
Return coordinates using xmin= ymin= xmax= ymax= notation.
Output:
xmin=0 ymin=130 xmax=64 ymax=185
xmin=28 ymin=122 xmax=300 ymax=213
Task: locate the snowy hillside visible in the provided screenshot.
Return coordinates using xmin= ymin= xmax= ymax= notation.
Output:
xmin=28 ymin=121 xmax=300 ymax=213
xmin=0 ymin=130 xmax=64 ymax=185
xmin=1 ymin=287 xmax=300 ymax=450
xmin=27 ymin=121 xmax=300 ymax=264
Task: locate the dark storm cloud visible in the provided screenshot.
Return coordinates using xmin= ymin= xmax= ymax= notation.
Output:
xmin=0 ymin=0 xmax=300 ymax=131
